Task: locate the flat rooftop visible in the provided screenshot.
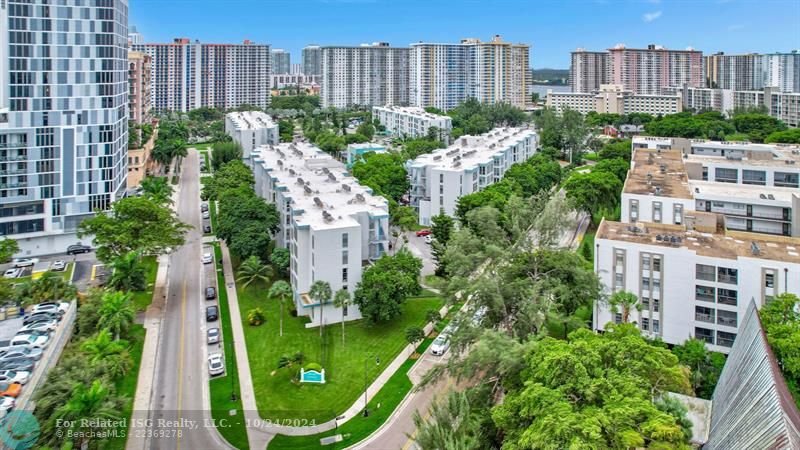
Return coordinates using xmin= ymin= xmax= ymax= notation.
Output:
xmin=226 ymin=111 xmax=276 ymax=131
xmin=689 ymin=180 xmax=800 ymax=204
xmin=686 ymin=148 xmax=800 ymax=167
xmin=373 ymin=105 xmax=450 ymax=121
xmin=597 ymin=220 xmax=800 ymax=263
xmin=624 ymin=148 xmax=693 ymax=199
xmin=347 ymin=143 xmax=387 ymax=151
xmin=408 ymin=127 xmax=536 ymax=172
xmin=252 ymin=143 xmax=388 ymax=230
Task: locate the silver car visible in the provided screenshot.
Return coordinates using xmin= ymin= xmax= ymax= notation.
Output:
xmin=207 ymin=328 xmax=220 ymax=345
xmin=0 ymin=347 xmax=43 ymax=361
xmin=207 ymin=353 xmax=224 ymax=376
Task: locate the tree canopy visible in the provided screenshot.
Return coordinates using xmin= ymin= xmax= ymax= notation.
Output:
xmin=201 ymin=159 xmax=254 ymax=201
xmin=353 ymin=249 xmax=422 ymax=323
xmin=350 ymin=152 xmax=410 ymax=202
xmin=78 ymin=196 xmax=189 ymax=262
xmin=759 ymin=293 xmax=800 ymax=406
xmin=211 ymin=141 xmax=243 ymax=171
xmin=765 ymin=128 xmax=800 ymax=144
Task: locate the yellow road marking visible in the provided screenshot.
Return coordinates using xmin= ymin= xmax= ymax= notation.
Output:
xmin=176 ymin=279 xmax=187 ymax=450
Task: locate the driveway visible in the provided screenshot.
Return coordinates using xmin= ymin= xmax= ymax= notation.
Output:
xmin=400 ymin=231 xmax=435 ymax=277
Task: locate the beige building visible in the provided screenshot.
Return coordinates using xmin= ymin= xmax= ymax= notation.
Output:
xmin=128 ymin=51 xmax=152 ymax=125
xmin=546 ymin=84 xmax=682 ymax=116
xmin=127 ymin=127 xmax=157 ymax=189
xmin=569 ymin=49 xmax=609 ymax=92
xmin=608 ymin=44 xmax=703 ymax=95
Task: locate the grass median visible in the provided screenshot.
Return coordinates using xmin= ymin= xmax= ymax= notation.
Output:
xmin=209 ymin=243 xmax=249 ymax=450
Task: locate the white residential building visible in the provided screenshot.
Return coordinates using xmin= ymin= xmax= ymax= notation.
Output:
xmin=270 ymin=74 xmax=321 ymax=90
xmin=133 ymin=39 xmax=271 ymax=112
xmin=705 ymin=51 xmax=800 ymax=93
xmin=251 ymin=143 xmax=390 ymax=327
xmin=621 ymin=139 xmax=800 ymax=237
xmin=224 ymin=112 xmax=279 ymax=160
xmin=409 ymin=36 xmax=531 ymax=111
xmin=664 ymin=85 xmax=800 ymax=127
xmin=1 ymin=0 xmax=130 ymax=255
xmin=320 ymin=43 xmax=410 ymax=108
xmin=406 ymin=128 xmax=538 ymax=225
xmin=546 ymin=84 xmax=682 ymax=116
xmin=593 ymin=219 xmax=800 ymax=353
xmin=372 ymin=106 xmax=452 ymax=143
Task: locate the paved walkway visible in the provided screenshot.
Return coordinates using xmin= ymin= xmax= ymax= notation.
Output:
xmin=218 ymin=240 xmax=449 ymax=448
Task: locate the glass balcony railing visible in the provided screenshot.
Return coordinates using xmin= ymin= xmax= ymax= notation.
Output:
xmin=695 ymin=313 xmax=715 ymax=323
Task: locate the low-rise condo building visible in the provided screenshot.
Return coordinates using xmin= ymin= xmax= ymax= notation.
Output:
xmin=225 ymin=111 xmax=280 ymax=161
xmin=345 ymin=143 xmax=387 ymax=167
xmin=372 ymin=106 xmax=452 ymax=143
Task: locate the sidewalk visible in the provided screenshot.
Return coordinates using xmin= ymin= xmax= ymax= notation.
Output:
xmin=218 ymin=241 xmax=449 ymax=446
xmin=126 ymin=253 xmax=169 ymax=450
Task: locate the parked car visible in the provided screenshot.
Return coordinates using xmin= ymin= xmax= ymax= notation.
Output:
xmin=0 ymin=370 xmax=30 ymax=385
xmin=0 ymin=347 xmax=43 ymax=361
xmin=2 ymin=269 xmax=21 ymax=279
xmin=66 ymin=244 xmax=92 ymax=255
xmin=203 ymin=225 xmax=212 ymax=233
xmin=23 ymin=312 xmax=61 ymax=325
xmin=18 ymin=320 xmax=58 ymax=334
xmin=207 ymin=353 xmax=224 ymax=376
xmin=202 ymin=253 xmax=213 ymax=264
xmin=201 ymin=203 xmax=209 ymax=212
xmin=30 ymin=302 xmax=68 ymax=315
xmin=0 ymin=396 xmax=15 ymax=412
xmin=429 ymin=333 xmax=451 ymax=356
xmin=206 ymin=306 xmax=218 ymax=322
xmin=207 ymin=328 xmax=220 ymax=345
xmin=11 ymin=258 xmax=37 ymax=268
xmin=0 ymin=383 xmax=21 ymax=398
xmin=424 ymin=235 xmax=434 ymax=244
xmin=51 ymin=260 xmax=66 ymax=271
xmin=9 ymin=334 xmax=49 ymax=349
xmin=15 ymin=329 xmax=50 ymax=340
xmin=416 ymin=229 xmax=432 ymax=237
xmin=205 ymin=287 xmax=216 ymax=300
xmin=202 ymin=211 xmax=210 ymax=219
xmin=0 ymin=360 xmax=35 ymax=373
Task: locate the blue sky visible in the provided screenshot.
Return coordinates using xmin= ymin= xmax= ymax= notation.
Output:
xmin=130 ymin=0 xmax=800 ymax=68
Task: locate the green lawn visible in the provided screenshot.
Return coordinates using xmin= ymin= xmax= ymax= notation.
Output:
xmin=131 ymin=256 xmax=159 ymax=312
xmin=209 ymin=244 xmax=249 ymax=450
xmin=191 ymin=142 xmax=214 ymax=151
xmin=237 ymin=280 xmax=442 ymax=423
xmin=104 ymin=324 xmax=147 ymax=450
xmin=268 ymin=338 xmax=434 ymax=450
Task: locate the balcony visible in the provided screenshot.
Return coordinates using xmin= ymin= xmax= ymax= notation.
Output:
xmin=717 ymin=336 xmax=735 ymax=348
xmin=695 ymin=313 xmax=715 ymax=323
xmin=717 ymin=316 xmax=737 ymax=327
xmin=0 ymin=169 xmax=27 ymax=176
xmin=0 ymin=155 xmax=27 ymax=162
xmin=0 ymin=182 xmax=28 ymax=189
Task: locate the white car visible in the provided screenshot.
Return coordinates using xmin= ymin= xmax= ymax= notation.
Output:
xmin=429 ymin=333 xmax=451 ymax=356
xmin=0 ymin=396 xmax=15 ymax=412
xmin=0 ymin=370 xmax=30 ymax=385
xmin=0 ymin=347 xmax=43 ymax=362
xmin=11 ymin=258 xmax=37 ymax=268
xmin=207 ymin=328 xmax=220 ymax=345
xmin=9 ymin=334 xmax=49 ymax=349
xmin=424 ymin=235 xmax=434 ymax=244
xmin=202 ymin=211 xmax=210 ymax=219
xmin=202 ymin=253 xmax=213 ymax=264
xmin=18 ymin=319 xmax=58 ymax=334
xmin=30 ymin=302 xmax=69 ymax=315
xmin=208 ymin=353 xmax=225 ymax=376
xmin=51 ymin=260 xmax=66 ymax=271
xmin=2 ymin=269 xmax=21 ymax=279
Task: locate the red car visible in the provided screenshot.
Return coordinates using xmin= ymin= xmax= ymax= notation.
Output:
xmin=416 ymin=229 xmax=432 ymax=237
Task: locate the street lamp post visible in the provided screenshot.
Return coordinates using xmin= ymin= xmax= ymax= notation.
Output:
xmin=362 ymin=356 xmax=380 ymax=417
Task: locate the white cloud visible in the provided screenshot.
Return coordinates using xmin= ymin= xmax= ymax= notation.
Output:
xmin=643 ymin=11 xmax=662 ymax=22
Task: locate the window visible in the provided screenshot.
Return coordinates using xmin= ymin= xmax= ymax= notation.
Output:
xmin=695 ymin=305 xmax=715 ymax=323
xmin=717 ymin=288 xmax=738 ymax=306
xmin=695 ymin=327 xmax=715 ymax=344
xmin=765 ymin=272 xmax=775 ymax=288
xmin=742 ymin=170 xmax=766 ymax=186
xmin=696 ymin=285 xmax=715 ymax=302
xmin=642 ymin=255 xmax=650 ymax=269
xmin=614 ymin=313 xmax=622 ymax=324
xmin=642 ymin=277 xmax=650 ymax=291
xmin=641 ymin=317 xmax=649 ymax=331
xmin=717 ymin=309 xmax=737 ymax=327
xmin=717 ymin=331 xmax=736 ymax=348
xmin=653 ymin=298 xmax=660 ymax=313
xmin=629 ymin=199 xmax=638 ymax=222
xmin=615 ymin=251 xmax=624 ymax=267
xmin=342 ymin=268 xmax=348 ymax=283
xmin=652 ymin=257 xmax=662 ymax=272
xmin=342 ymin=233 xmax=348 ymax=248
xmin=715 ymin=168 xmax=738 ymax=183
xmin=673 ymin=204 xmax=683 ymax=225
xmin=717 ymin=267 xmax=738 ymax=284
xmin=653 ymin=319 xmax=660 ymax=333
xmin=614 ymin=273 xmax=623 ymax=287
xmin=696 ymin=264 xmax=715 ymax=281
xmin=342 ymin=250 xmax=348 ymax=265
xmin=774 ymin=172 xmax=799 ymax=188
xmin=653 ymin=202 xmax=662 ymax=223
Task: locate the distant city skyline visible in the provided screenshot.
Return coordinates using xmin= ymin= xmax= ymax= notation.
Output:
xmin=129 ymin=0 xmax=799 ymax=69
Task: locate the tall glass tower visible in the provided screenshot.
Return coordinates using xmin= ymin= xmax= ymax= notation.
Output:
xmin=0 ymin=0 xmax=129 ymax=255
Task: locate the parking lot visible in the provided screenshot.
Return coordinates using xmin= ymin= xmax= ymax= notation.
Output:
xmin=1 ymin=251 xmax=99 ymax=293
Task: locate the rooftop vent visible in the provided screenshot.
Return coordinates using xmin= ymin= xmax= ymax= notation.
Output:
xmin=328 ymin=173 xmax=337 ymax=182
xmin=314 ymin=197 xmax=324 ymax=208
xmin=342 ymin=184 xmax=351 ymax=192
xmin=433 ymin=155 xmax=442 ymax=161
xmin=760 ymin=193 xmax=767 ymax=199
xmin=751 ymin=241 xmax=761 ymax=256
xmin=768 ymin=194 xmax=775 ymax=200
xmin=646 ymin=172 xmax=653 ymax=185
xmin=289 ymin=169 xmax=296 ymax=176
xmin=654 ymin=186 xmax=662 ymax=195
xmin=659 ymin=164 xmax=667 ymax=174
xmin=354 ymin=193 xmax=366 ymax=203
xmin=322 ymin=211 xmax=335 ymax=223
xmin=453 ymin=161 xmax=461 ymax=168
xmin=627 ymin=225 xmax=644 ymax=234
xmin=304 ymin=185 xmax=313 ymax=195
xmin=296 ymin=177 xmax=304 ymax=185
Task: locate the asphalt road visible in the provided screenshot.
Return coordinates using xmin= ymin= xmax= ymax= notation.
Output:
xmin=146 ymin=151 xmax=232 ymax=450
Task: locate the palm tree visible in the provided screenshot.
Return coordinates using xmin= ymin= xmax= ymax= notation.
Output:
xmin=277 ymin=352 xmax=304 ymax=370
xmin=140 ymin=176 xmax=174 ymax=205
xmin=236 ymin=256 xmax=273 ymax=290
xmin=608 ymin=290 xmax=641 ymax=324
xmin=309 ymin=280 xmax=332 ymax=337
xmin=16 ymin=271 xmax=78 ymax=307
xmin=333 ymin=289 xmax=351 ymax=345
xmin=53 ymin=380 xmax=122 ymax=448
xmin=268 ymin=280 xmax=292 ymax=337
xmin=80 ymin=329 xmax=128 ymax=364
xmin=411 ymin=390 xmax=480 ymax=450
xmin=107 ymin=251 xmax=146 ymax=292
xmin=97 ymin=291 xmax=135 ymax=340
